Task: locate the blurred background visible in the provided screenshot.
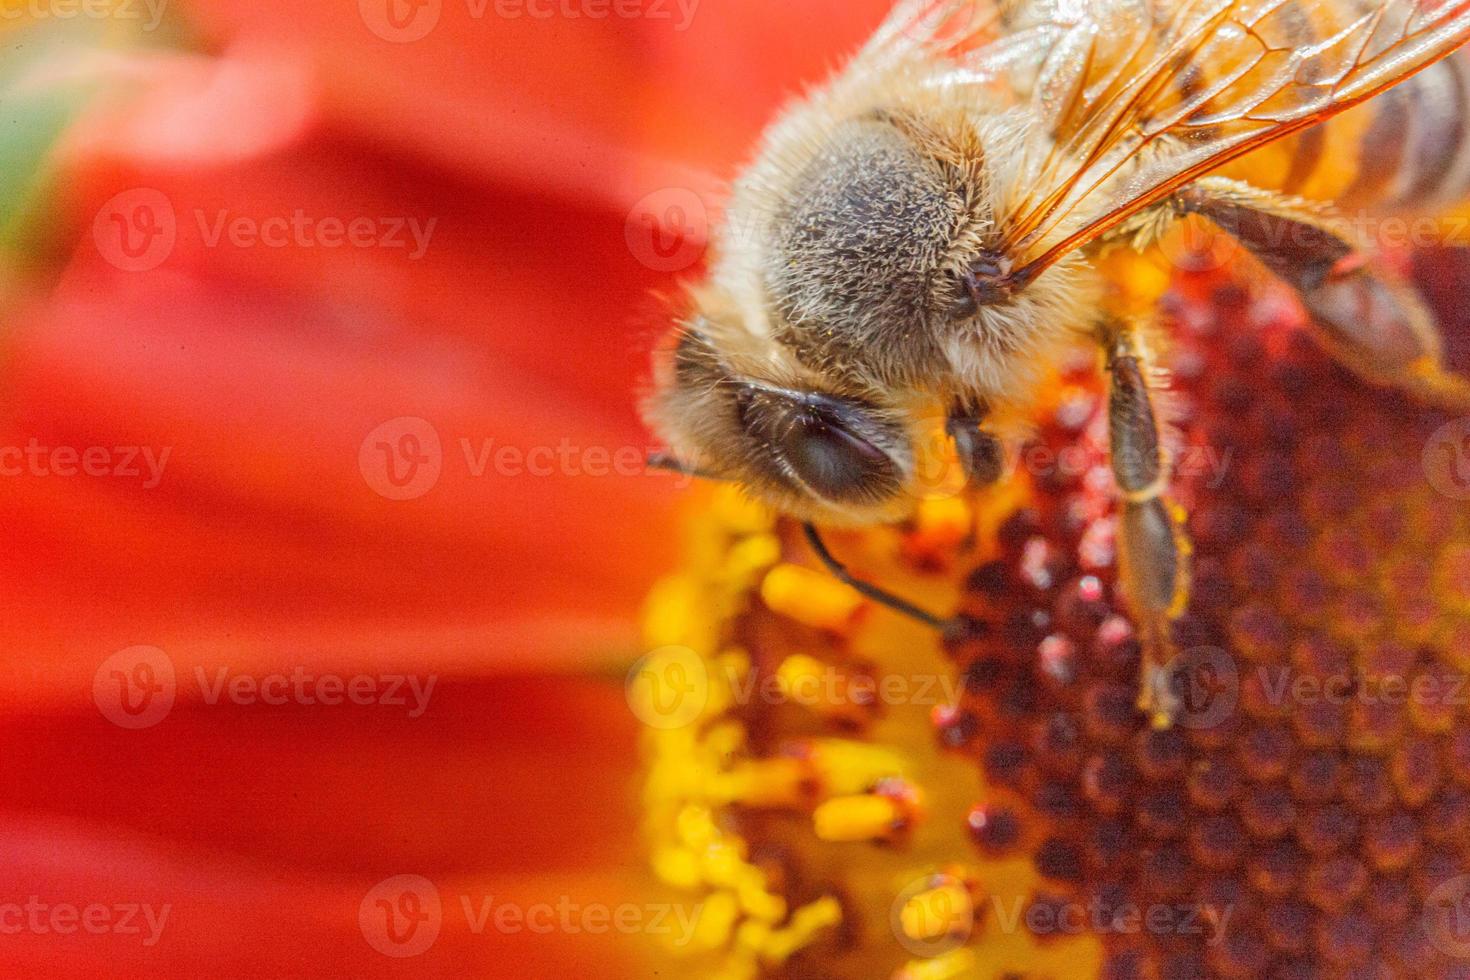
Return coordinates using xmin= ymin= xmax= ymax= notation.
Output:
xmin=0 ymin=0 xmax=895 ymax=975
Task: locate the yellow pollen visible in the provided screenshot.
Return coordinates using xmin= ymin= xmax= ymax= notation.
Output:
xmin=893 ymin=949 xmax=978 ymax=980
xmin=759 ymin=563 xmax=864 ymax=630
xmin=805 ymin=738 xmax=907 ymax=796
xmin=898 ymin=881 xmax=974 ymax=943
xmin=812 ymin=793 xmax=903 ymax=842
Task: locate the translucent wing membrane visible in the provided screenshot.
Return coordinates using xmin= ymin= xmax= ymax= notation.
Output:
xmin=876 ymin=0 xmax=1470 ymax=275
xmin=1012 ymin=0 xmax=1470 ymax=270
xmin=865 ymin=0 xmax=1010 ymax=64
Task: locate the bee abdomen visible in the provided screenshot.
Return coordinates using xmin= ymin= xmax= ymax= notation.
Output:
xmin=1225 ymin=16 xmax=1470 ymax=215
xmin=1257 ymin=46 xmax=1470 ymax=213
xmin=1337 ymin=48 xmax=1470 ymax=211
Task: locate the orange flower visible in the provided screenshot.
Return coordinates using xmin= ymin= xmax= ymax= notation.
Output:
xmin=636 ymin=252 xmax=1470 ymax=977
xmin=33 ymin=4 xmax=1470 ymax=978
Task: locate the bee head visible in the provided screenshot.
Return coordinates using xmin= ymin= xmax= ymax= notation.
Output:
xmin=643 ymin=322 xmax=917 ymax=524
xmin=645 ymin=321 xmax=1006 ymax=525
xmin=643 ymin=103 xmax=1078 ymax=522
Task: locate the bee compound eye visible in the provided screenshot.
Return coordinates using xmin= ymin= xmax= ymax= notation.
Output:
xmin=733 ymin=385 xmax=900 ymax=504
xmin=778 ymin=415 xmax=892 ymax=502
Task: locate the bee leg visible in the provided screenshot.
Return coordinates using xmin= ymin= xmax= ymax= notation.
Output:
xmin=945 ymin=409 xmax=1005 ymax=487
xmin=1175 ymin=176 xmax=1470 ymax=411
xmin=1102 ymin=324 xmax=1192 ymax=728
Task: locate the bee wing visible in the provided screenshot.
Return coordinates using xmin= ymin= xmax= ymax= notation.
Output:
xmin=861 ymin=0 xmax=1018 ymax=67
xmin=940 ymin=0 xmax=1470 ymax=275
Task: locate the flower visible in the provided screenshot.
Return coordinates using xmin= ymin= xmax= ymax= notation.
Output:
xmin=637 ymin=245 xmax=1470 ymax=976
xmin=12 ymin=2 xmax=1470 ymax=978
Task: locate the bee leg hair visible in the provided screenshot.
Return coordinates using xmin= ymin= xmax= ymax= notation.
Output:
xmin=1103 ymin=322 xmax=1193 ymax=728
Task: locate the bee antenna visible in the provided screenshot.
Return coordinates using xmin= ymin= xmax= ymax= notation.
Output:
xmin=647 ymin=452 xmax=725 ymax=482
xmin=801 ymin=522 xmax=954 ymax=631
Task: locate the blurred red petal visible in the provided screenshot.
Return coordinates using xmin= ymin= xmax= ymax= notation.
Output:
xmin=63 ymin=42 xmax=316 ymax=167
xmin=174 ymin=0 xmax=891 ymax=207
xmin=2 ymin=677 xmax=641 ymax=875
xmin=0 ymin=676 xmax=654 ymax=977
xmin=63 ymin=135 xmax=681 ymax=413
xmin=0 ymin=819 xmax=657 ymax=978
xmin=0 ymin=260 xmax=678 ymax=706
xmin=0 ymin=7 xmax=923 ymax=976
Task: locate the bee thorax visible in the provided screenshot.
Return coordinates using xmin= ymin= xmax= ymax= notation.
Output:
xmin=760 ymin=118 xmax=965 ymax=384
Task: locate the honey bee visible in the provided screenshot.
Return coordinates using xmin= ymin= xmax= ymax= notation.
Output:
xmin=644 ymin=0 xmax=1470 ymax=721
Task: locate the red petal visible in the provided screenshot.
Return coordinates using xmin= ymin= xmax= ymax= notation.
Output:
xmin=172 ymin=0 xmax=892 ymax=206
xmin=0 ymin=680 xmax=656 ymax=979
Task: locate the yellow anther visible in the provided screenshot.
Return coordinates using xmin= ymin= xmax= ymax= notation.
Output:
xmin=675 ymin=803 xmax=718 ymax=848
xmin=702 ymin=840 xmax=748 ymax=884
xmin=642 ymin=575 xmax=715 ymax=651
xmin=724 ymin=533 xmax=782 ymax=583
xmin=894 ymin=949 xmax=978 ymax=980
xmin=713 ymin=485 xmax=774 ymax=533
xmin=760 ymin=563 xmax=864 ymax=630
xmin=716 ymin=758 xmax=806 ymax=808
xmin=689 ymin=891 xmax=740 ymax=951
xmin=650 ymin=845 xmax=701 ymax=890
xmin=773 ymin=653 xmax=833 ymax=707
xmin=704 ymin=717 xmax=747 ymax=756
xmin=760 ymin=896 xmax=842 ymax=964
xmin=806 ymin=738 xmax=906 ymax=796
xmin=898 ymin=881 xmax=974 ymax=943
xmin=812 ymin=793 xmax=901 ymax=842
xmin=736 ymin=878 xmax=786 ymax=923
xmin=733 ymin=918 xmax=772 ymax=956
